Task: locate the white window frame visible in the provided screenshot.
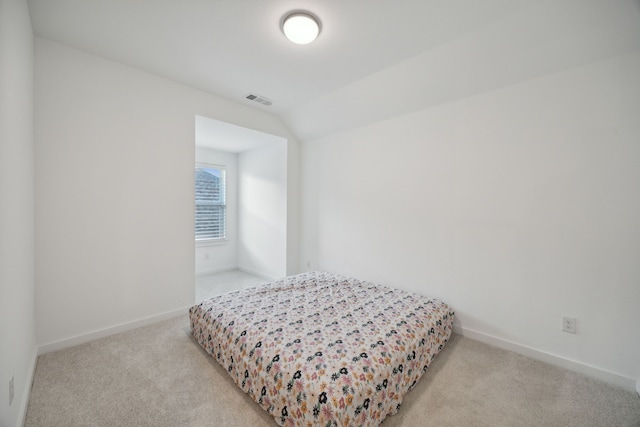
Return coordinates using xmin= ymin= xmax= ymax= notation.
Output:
xmin=195 ymin=163 xmax=227 ymax=245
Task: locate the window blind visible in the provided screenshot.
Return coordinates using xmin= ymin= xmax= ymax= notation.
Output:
xmin=195 ymin=165 xmax=226 ymax=240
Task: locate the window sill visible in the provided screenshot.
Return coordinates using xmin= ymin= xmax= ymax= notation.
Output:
xmin=196 ymin=238 xmax=228 ymax=247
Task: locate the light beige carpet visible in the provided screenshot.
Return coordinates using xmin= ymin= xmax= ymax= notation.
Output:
xmin=196 ymin=270 xmax=269 ymax=302
xmin=25 ymin=315 xmax=640 ymax=427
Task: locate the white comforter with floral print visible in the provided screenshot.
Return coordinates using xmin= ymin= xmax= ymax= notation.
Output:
xmin=189 ymin=271 xmax=454 ymax=426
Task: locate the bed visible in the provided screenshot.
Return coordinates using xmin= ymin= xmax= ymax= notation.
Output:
xmin=189 ymin=271 xmax=454 ymax=426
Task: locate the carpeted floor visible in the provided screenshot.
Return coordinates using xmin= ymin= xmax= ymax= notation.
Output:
xmin=196 ymin=269 xmax=269 ymax=302
xmin=25 ymin=315 xmax=640 ymax=427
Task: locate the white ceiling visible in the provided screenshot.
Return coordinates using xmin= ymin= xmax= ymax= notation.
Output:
xmin=195 ymin=115 xmax=284 ymax=153
xmin=27 ymin=0 xmax=640 ymax=142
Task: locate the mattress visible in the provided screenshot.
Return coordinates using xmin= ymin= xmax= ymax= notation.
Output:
xmin=189 ymin=271 xmax=454 ymax=426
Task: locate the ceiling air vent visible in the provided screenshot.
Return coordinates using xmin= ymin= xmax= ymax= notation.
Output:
xmin=245 ymin=93 xmax=273 ymax=106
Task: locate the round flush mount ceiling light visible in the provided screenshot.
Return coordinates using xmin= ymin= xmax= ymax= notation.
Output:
xmin=281 ymin=12 xmax=321 ymax=44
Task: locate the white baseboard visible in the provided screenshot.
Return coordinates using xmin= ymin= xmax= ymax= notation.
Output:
xmin=237 ymin=266 xmax=279 ymax=282
xmin=197 ymin=265 xmax=280 ymax=282
xmin=196 ymin=266 xmax=237 ymax=277
xmin=453 ymin=324 xmax=636 ymax=392
xmin=38 ymin=307 xmax=190 ymax=355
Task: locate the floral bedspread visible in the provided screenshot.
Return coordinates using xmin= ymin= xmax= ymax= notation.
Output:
xmin=189 ymin=272 xmax=454 ymax=426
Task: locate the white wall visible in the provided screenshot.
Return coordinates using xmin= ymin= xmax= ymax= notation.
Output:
xmin=285 ymin=136 xmax=300 ymax=276
xmin=238 ymin=141 xmax=288 ymax=280
xmin=300 ymin=50 xmax=640 ymax=388
xmin=195 ymin=147 xmax=238 ymax=275
xmin=0 ymin=0 xmax=37 ymax=425
xmin=34 ymin=38 xmax=299 ymax=349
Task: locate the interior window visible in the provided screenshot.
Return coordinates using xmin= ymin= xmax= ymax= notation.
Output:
xmin=195 ymin=164 xmax=226 ymax=241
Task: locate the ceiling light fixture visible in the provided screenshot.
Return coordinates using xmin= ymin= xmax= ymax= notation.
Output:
xmin=281 ymin=12 xmax=321 ymax=45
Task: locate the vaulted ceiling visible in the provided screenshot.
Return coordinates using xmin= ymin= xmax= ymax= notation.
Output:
xmin=27 ymin=0 xmax=640 ymax=141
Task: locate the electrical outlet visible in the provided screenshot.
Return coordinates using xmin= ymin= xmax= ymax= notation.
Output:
xmin=562 ymin=316 xmax=576 ymax=334
xmin=9 ymin=375 xmax=14 ymax=406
